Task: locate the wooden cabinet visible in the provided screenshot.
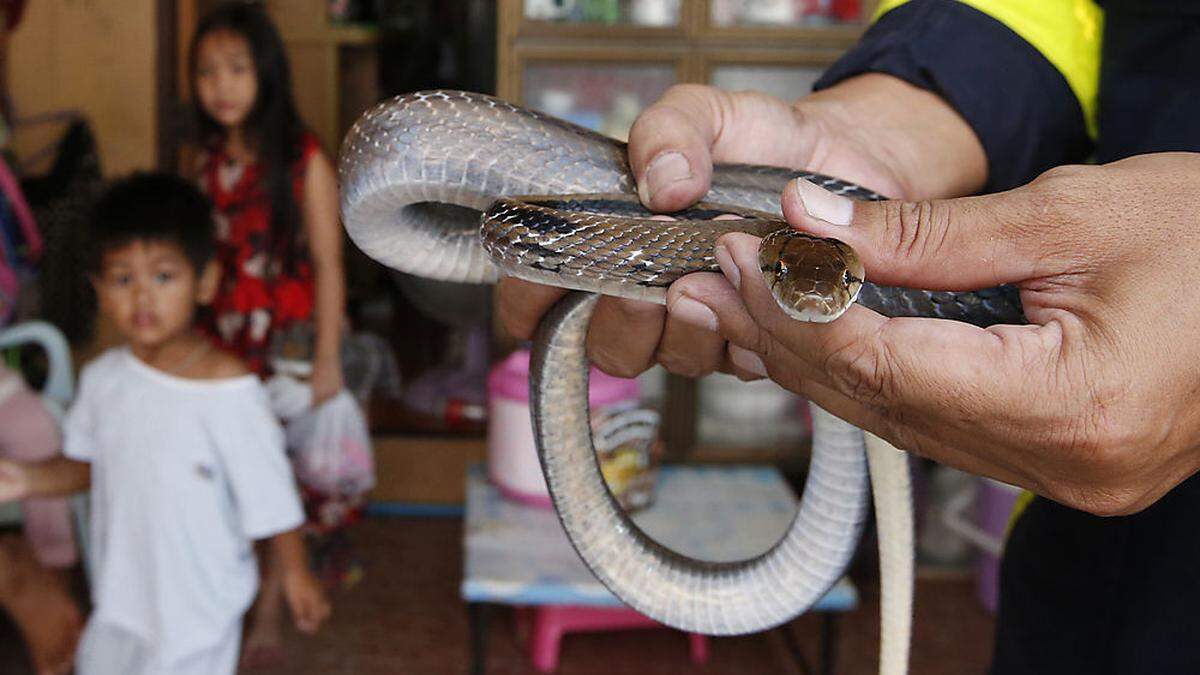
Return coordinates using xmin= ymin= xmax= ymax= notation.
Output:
xmin=498 ymin=0 xmax=872 ymax=140
xmin=263 ymin=0 xmax=381 ymax=155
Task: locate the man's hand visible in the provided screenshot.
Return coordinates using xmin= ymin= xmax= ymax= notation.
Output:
xmin=668 ymin=152 xmax=1200 ymax=517
xmin=497 ymin=74 xmax=986 ymax=379
xmin=0 ymin=460 xmax=31 ymax=502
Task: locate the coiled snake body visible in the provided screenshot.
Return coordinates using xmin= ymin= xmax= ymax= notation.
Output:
xmin=340 ymin=90 xmax=1024 ymax=675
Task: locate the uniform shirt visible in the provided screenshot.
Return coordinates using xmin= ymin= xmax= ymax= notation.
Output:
xmin=64 ymin=348 xmax=303 ymax=664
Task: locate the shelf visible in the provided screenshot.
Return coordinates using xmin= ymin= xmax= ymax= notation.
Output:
xmin=516 ymin=19 xmax=863 ymax=44
xmin=508 ymin=0 xmax=868 ymax=46
xmin=499 ymin=0 xmax=868 ymax=123
xmin=278 ymin=24 xmax=381 ymax=46
xmin=516 ymin=20 xmax=689 ymax=41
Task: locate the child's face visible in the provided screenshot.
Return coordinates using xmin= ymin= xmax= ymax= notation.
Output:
xmin=195 ymin=29 xmax=258 ymax=131
xmin=93 ymin=241 xmax=219 ymax=351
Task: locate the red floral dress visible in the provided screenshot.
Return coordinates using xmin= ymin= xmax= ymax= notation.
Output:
xmin=199 ymin=133 xmax=321 ymax=375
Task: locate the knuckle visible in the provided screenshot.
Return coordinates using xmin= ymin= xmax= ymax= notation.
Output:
xmin=635 ymin=84 xmax=714 ymax=126
xmin=628 ymin=102 xmax=676 ymax=136
xmin=878 ymin=200 xmax=952 ymax=269
xmin=1036 ymin=163 xmax=1090 ymax=188
xmin=1027 ymin=164 xmax=1096 ymax=222
xmin=656 ymin=336 xmax=719 ymax=378
xmin=749 ymin=323 xmax=778 ymax=361
xmin=588 ymin=348 xmax=652 ymax=379
xmin=664 ymin=82 xmax=719 ymax=101
xmin=823 ymin=331 xmax=900 ymax=407
xmin=586 ymin=299 xmax=661 ymax=379
xmin=657 ymin=355 xmax=712 ymax=379
xmin=613 ymin=297 xmax=664 ymax=326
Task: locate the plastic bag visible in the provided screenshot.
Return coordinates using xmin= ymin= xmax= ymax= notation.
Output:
xmin=284 ymin=390 xmax=375 ymax=498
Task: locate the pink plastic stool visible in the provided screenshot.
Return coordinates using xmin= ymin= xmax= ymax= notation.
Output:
xmin=514 ymin=605 xmax=709 ymax=673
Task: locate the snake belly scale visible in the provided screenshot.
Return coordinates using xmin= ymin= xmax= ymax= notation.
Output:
xmin=339 ymin=90 xmax=1025 ymax=675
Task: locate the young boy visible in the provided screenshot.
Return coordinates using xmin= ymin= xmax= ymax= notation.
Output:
xmin=0 ymin=172 xmax=329 ymax=675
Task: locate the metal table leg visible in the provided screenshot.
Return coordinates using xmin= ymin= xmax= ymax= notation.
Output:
xmin=820 ymin=613 xmax=839 ymax=675
xmin=779 ymin=613 xmax=840 ymax=675
xmin=468 ymin=602 xmax=491 ymax=675
xmin=780 ymin=620 xmax=815 ymax=675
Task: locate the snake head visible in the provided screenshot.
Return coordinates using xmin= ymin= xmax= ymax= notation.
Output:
xmin=758 ymin=229 xmax=865 ymax=323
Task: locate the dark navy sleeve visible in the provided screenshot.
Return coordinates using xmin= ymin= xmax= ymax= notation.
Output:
xmin=814 ymin=0 xmax=1092 ymax=192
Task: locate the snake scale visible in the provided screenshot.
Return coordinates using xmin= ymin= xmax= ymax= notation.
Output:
xmin=339 ymin=90 xmax=1025 ymax=675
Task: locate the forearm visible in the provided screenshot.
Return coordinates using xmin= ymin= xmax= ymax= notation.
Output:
xmin=26 ymin=457 xmax=89 ymax=497
xmin=271 ymin=525 xmax=330 ymax=633
xmin=312 ymin=259 xmax=345 ymax=364
xmin=270 ymin=527 xmax=310 ymax=577
xmin=814 ymin=0 xmax=1096 ymax=192
xmin=797 ymin=73 xmax=987 ymax=199
xmin=302 ymin=150 xmax=346 ymax=367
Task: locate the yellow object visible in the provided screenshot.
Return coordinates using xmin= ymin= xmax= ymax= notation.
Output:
xmin=1008 ymin=489 xmax=1036 ymax=532
xmin=873 ymin=0 xmax=1103 ymax=137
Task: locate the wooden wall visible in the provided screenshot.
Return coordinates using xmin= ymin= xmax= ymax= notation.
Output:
xmin=9 ymin=0 xmax=159 ymax=176
xmin=263 ymin=0 xmax=380 ymax=155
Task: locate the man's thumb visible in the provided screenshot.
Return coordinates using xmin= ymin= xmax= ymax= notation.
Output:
xmin=780 ymin=178 xmax=1036 ymax=291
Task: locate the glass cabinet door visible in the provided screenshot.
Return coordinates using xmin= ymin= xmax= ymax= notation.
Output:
xmin=524 ymin=0 xmax=683 ymax=27
xmin=522 ymin=61 xmax=678 ymax=139
xmin=709 ymin=0 xmax=864 ymax=27
xmin=709 ymin=62 xmax=825 ymax=102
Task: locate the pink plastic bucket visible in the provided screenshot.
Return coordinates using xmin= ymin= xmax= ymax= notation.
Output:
xmin=486 ymin=349 xmax=639 ymax=508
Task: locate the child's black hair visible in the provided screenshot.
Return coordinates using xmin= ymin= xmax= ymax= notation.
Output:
xmin=188 ymin=1 xmax=305 ymax=275
xmin=86 ymin=172 xmax=216 ymax=275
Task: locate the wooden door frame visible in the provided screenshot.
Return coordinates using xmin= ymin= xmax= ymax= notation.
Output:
xmin=156 ymin=0 xmax=179 ymax=170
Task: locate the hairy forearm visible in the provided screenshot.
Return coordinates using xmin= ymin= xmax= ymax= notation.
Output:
xmin=798 ymin=73 xmax=988 ymax=199
xmin=27 ymin=457 xmax=90 ymax=497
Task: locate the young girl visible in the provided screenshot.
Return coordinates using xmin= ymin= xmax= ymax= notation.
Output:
xmin=187 ymin=2 xmax=345 ymax=396
xmin=185 ymin=3 xmax=346 ymax=665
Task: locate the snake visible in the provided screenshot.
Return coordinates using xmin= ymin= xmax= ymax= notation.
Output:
xmin=339 ymin=90 xmax=1025 ymax=674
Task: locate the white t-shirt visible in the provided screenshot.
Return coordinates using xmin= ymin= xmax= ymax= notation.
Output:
xmin=64 ymin=348 xmax=304 ymax=663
